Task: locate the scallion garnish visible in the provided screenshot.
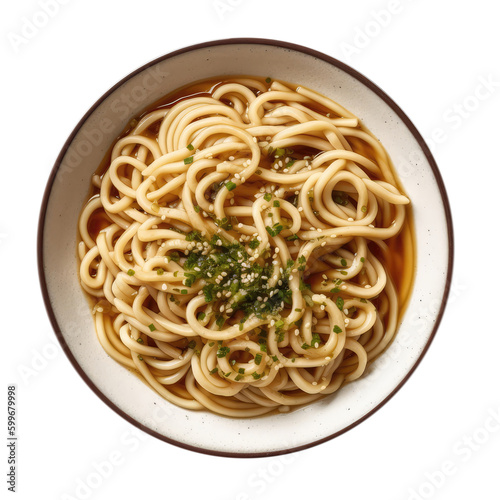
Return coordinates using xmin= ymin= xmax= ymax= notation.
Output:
xmin=216 ymin=346 xmax=230 ymax=358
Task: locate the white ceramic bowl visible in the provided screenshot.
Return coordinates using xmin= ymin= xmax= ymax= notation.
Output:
xmin=38 ymin=38 xmax=453 ymax=457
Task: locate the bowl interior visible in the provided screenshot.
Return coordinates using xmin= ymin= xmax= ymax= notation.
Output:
xmin=39 ymin=39 xmax=452 ymax=456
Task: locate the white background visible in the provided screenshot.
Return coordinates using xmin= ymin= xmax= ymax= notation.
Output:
xmin=2 ymin=1 xmax=499 ymax=499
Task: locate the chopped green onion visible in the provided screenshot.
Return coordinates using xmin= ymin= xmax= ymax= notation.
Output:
xmin=226 ymin=181 xmax=237 ymax=191
xmin=336 ymin=297 xmax=344 ymax=311
xmin=188 ymin=340 xmax=196 ymax=349
xmin=264 ymin=193 xmax=272 ymax=202
xmin=157 ymin=268 xmax=164 ymax=275
xmin=187 ymin=143 xmax=194 ymax=151
xmin=273 ymin=200 xmax=280 ymax=207
xmin=275 ymin=329 xmax=285 ymax=343
xmin=251 ymin=372 xmax=261 ymax=379
xmin=216 ymin=346 xmax=230 ymax=358
xmin=148 ymin=323 xmax=156 ymax=332
xmin=265 ymin=77 xmax=271 ymax=83
xmin=184 ymin=156 xmax=193 ymax=164
xmin=333 ymin=325 xmax=342 ymax=334
xmin=127 ymin=269 xmax=135 ymax=276
xmin=181 ymin=289 xmax=188 ymax=294
xmin=255 ymin=354 xmax=263 ymax=365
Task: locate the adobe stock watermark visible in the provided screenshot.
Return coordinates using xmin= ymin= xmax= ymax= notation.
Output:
xmin=422 ymin=74 xmax=499 ymax=153
xmin=233 ymin=443 xmax=298 ymax=500
xmin=407 ymin=405 xmax=500 ymax=500
xmin=17 ymin=338 xmax=62 ymax=385
xmin=57 ymin=64 xmax=170 ymax=183
xmin=212 ymin=0 xmax=246 ymax=21
xmin=17 ymin=300 xmax=89 ymax=384
xmin=60 ymin=402 xmax=173 ymax=499
xmin=339 ymin=0 xmax=416 ymax=62
xmin=7 ymin=0 xmax=72 ymax=54
xmin=396 ymin=73 xmax=499 ymax=179
xmin=59 ymin=427 xmax=150 ymax=500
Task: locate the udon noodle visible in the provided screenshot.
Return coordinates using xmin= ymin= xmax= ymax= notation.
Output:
xmin=77 ymin=77 xmax=413 ymax=417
